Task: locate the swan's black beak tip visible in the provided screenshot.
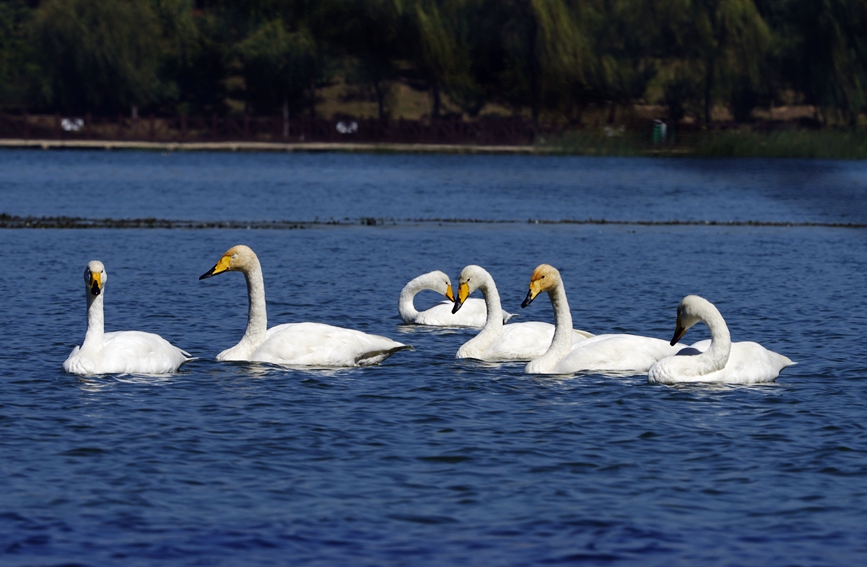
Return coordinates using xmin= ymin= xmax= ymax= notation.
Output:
xmin=521 ymin=290 xmax=534 ymax=308
xmin=90 ymin=283 xmax=100 ymax=296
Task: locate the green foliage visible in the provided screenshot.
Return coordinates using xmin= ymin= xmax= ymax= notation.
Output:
xmin=237 ymin=19 xmax=317 ymax=115
xmin=786 ymin=0 xmax=867 ymax=125
xmin=153 ymin=0 xmax=228 ymax=115
xmin=661 ymin=65 xmax=702 ymax=122
xmin=413 ymin=0 xmax=478 ymax=117
xmin=29 ymin=0 xmax=163 ymax=114
xmin=546 ymin=128 xmax=652 ymax=156
xmin=0 ymin=0 xmax=864 ymax=132
xmin=550 ymin=127 xmax=867 ymax=159
xmin=322 ymin=0 xmax=405 ymax=121
xmin=687 ymin=129 xmax=867 ymax=158
xmin=0 ymin=0 xmax=31 ymax=109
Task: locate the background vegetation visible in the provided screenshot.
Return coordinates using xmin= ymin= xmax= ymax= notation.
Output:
xmin=0 ymin=0 xmax=865 ymax=130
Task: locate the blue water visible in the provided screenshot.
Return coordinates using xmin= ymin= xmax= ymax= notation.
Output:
xmin=1 ymin=150 xmax=867 ymax=566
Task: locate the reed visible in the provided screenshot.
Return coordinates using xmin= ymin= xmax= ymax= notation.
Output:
xmin=686 ymin=129 xmax=867 ymax=159
xmin=547 ymin=128 xmax=867 ymax=159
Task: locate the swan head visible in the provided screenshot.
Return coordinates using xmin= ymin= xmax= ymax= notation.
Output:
xmin=428 ymin=270 xmax=456 ymax=301
xmin=199 ymin=245 xmax=258 ymax=279
xmin=670 ymin=295 xmax=713 ymax=345
xmin=452 ymin=265 xmax=488 ymax=314
xmin=522 ymin=264 xmax=560 ymax=308
xmin=84 ymin=260 xmax=106 ymax=296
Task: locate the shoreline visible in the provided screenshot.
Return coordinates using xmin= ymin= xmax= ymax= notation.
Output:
xmin=0 ymin=138 xmax=556 ymax=155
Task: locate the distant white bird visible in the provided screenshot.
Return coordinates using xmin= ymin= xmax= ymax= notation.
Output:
xmin=63 ymin=261 xmax=191 ymax=375
xmin=200 ymin=245 xmax=410 ymax=367
xmin=648 ymin=295 xmax=795 ymax=384
xmin=452 ymin=265 xmax=593 ymax=361
xmin=521 ymin=264 xmax=679 ymax=375
xmin=398 ymin=270 xmax=515 ymax=327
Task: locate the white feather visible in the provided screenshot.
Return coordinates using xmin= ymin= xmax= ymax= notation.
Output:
xmin=63 ymin=261 xmax=191 ymax=375
xmin=202 ymin=245 xmax=410 ymax=367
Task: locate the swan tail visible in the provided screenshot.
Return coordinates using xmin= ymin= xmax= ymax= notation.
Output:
xmin=355 ymin=344 xmax=413 ymax=366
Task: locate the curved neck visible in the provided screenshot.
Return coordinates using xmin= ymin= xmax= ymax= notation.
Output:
xmin=548 ymin=282 xmax=574 ymax=353
xmin=241 ymin=257 xmax=268 ymax=348
xmin=479 ymin=277 xmax=504 ymax=333
xmin=81 ymin=290 xmax=105 ymax=350
xmin=459 ymin=275 xmax=504 ymax=355
xmin=398 ymin=275 xmax=427 ymax=322
xmin=699 ymin=306 xmax=732 ymax=373
xmin=531 ymin=281 xmax=573 ymax=370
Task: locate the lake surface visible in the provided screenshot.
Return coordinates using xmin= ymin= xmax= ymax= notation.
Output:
xmin=1 ymin=150 xmax=866 ymax=566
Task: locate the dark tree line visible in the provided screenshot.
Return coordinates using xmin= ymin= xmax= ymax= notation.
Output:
xmin=0 ymin=0 xmax=865 ymax=126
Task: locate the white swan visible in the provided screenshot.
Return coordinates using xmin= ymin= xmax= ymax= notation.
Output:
xmin=63 ymin=261 xmax=191 ymax=375
xmin=452 ymin=265 xmax=593 ymax=361
xmin=399 ymin=270 xmax=515 ymax=327
xmin=648 ymin=295 xmax=795 ymax=384
xmin=522 ymin=264 xmax=681 ymax=375
xmin=200 ymin=245 xmax=410 ymax=366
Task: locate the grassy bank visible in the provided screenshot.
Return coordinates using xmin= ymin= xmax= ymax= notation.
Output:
xmin=548 ymin=128 xmax=867 ymax=159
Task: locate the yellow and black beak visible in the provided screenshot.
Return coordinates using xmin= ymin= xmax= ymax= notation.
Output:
xmin=452 ymin=281 xmax=470 ymax=314
xmin=670 ymin=316 xmax=688 ymax=346
xmin=445 ymin=284 xmax=455 ymax=303
xmin=89 ymin=272 xmax=102 ymax=296
xmin=199 ymin=255 xmax=232 ymax=280
xmin=522 ymin=280 xmax=543 ymax=308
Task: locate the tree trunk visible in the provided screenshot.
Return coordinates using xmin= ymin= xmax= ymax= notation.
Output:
xmin=374 ymin=81 xmax=386 ymax=122
xmin=309 ymin=77 xmax=316 ymax=120
xmin=704 ymin=59 xmax=714 ymax=126
xmin=282 ymin=99 xmax=289 ymax=139
xmin=431 ymin=83 xmax=441 ymax=120
xmin=529 ymin=9 xmax=540 ymax=124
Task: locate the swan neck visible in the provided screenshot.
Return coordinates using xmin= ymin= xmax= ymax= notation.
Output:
xmin=242 ymin=259 xmax=268 ymax=346
xmin=82 ymin=289 xmax=105 ymax=350
xmin=479 ymin=277 xmax=505 ymax=332
xmin=398 ymin=279 xmax=422 ymax=322
xmin=702 ymin=307 xmax=731 ymax=371
xmin=528 ymin=281 xmax=574 ymax=372
xmin=457 ymin=274 xmax=504 ymax=357
xmin=548 ymin=282 xmax=573 ymax=351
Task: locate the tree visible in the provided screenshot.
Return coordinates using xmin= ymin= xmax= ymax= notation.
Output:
xmin=0 ymin=0 xmax=30 ymax=110
xmin=488 ymin=0 xmax=595 ymax=122
xmin=652 ymin=0 xmax=770 ymax=125
xmin=153 ymin=0 xmax=229 ymax=116
xmin=410 ymin=0 xmax=479 ymax=118
xmin=28 ymin=0 xmax=163 ymax=114
xmin=237 ymin=19 xmax=317 ymax=134
xmin=786 ymin=0 xmax=867 ymax=126
xmin=321 ymin=0 xmax=405 ymax=122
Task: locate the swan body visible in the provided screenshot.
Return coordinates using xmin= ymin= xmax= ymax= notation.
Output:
xmin=200 ymin=245 xmax=410 ymax=367
xmin=452 ymin=265 xmax=593 ymax=361
xmin=521 ymin=264 xmax=680 ymax=375
xmin=63 ymin=261 xmax=191 ymax=375
xmin=399 ymin=270 xmax=515 ymax=327
xmin=648 ymin=295 xmax=795 ymax=384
